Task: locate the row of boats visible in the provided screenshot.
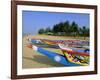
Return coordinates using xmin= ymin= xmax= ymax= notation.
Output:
xmin=27 ymin=38 xmax=90 ymax=66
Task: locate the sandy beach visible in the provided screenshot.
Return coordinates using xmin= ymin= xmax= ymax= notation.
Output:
xmin=22 ymin=34 xmax=89 ymax=69
xmin=22 ymin=35 xmax=65 ymax=69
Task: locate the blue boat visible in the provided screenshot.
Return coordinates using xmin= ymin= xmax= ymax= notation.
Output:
xmin=27 ymin=44 xmax=81 ymax=66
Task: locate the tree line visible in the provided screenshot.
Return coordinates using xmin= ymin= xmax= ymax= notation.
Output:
xmin=38 ymin=20 xmax=89 ymax=37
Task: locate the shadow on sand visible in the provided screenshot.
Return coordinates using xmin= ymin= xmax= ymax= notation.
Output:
xmin=23 ymin=55 xmax=64 ymax=67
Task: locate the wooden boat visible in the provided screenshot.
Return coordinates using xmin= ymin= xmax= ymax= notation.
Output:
xmin=27 ymin=44 xmax=81 ymax=66
xmin=58 ymin=44 xmax=89 ymax=66
xmin=40 ymin=39 xmax=89 ymax=48
xmin=28 ymin=38 xmax=59 ymax=48
xmin=41 ymin=39 xmax=57 ymax=45
xmin=27 ymin=43 xmax=89 ymax=66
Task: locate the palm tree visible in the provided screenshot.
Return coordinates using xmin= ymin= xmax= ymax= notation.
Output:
xmin=52 ymin=24 xmax=59 ymax=34
xmin=81 ymin=26 xmax=87 ymax=39
xmin=38 ymin=28 xmax=45 ymax=34
xmin=63 ymin=21 xmax=70 ymax=35
xmin=71 ymin=21 xmax=78 ymax=37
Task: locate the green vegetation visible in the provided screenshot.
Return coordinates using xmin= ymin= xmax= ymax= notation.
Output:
xmin=38 ymin=20 xmax=89 ymax=38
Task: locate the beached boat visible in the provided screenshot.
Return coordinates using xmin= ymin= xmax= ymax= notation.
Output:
xmin=40 ymin=39 xmax=89 ymax=48
xmin=58 ymin=44 xmax=89 ymax=66
xmin=28 ymin=38 xmax=59 ymax=48
xmin=41 ymin=39 xmax=57 ymax=45
xmin=27 ymin=44 xmax=81 ymax=66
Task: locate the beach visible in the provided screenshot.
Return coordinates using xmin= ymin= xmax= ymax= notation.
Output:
xmin=22 ymin=34 xmax=89 ymax=69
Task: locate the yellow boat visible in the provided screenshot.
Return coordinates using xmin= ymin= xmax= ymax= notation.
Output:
xmin=62 ymin=50 xmax=89 ymax=66
xmin=58 ymin=44 xmax=89 ymax=66
xmin=41 ymin=39 xmax=57 ymax=45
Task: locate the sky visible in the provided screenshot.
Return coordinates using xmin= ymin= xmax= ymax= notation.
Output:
xmin=22 ymin=10 xmax=90 ymax=34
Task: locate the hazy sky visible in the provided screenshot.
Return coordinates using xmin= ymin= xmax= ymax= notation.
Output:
xmin=22 ymin=10 xmax=89 ymax=34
